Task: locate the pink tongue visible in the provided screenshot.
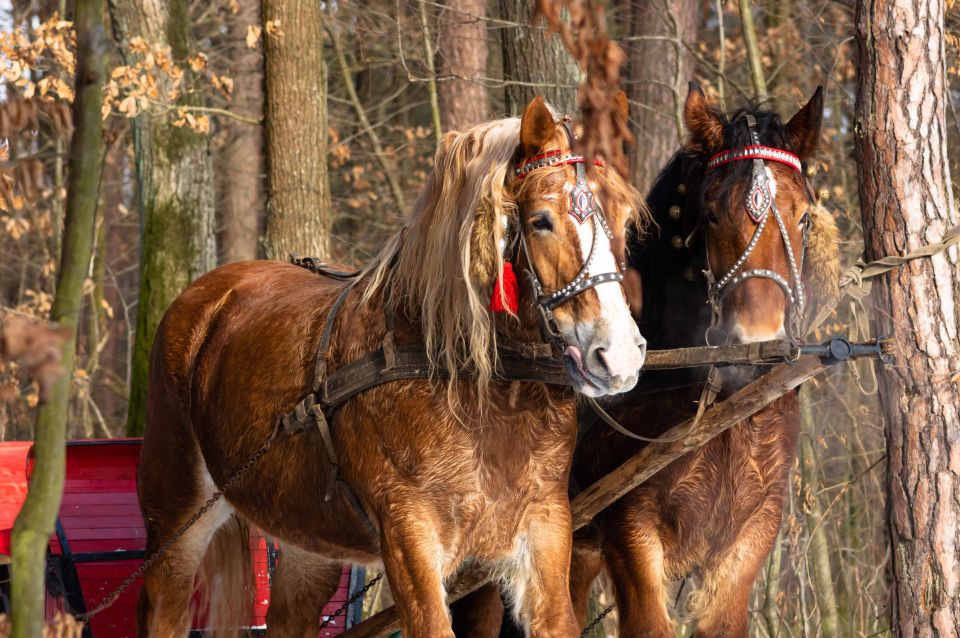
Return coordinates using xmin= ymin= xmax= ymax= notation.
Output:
xmin=564 ymin=345 xmax=588 ymax=378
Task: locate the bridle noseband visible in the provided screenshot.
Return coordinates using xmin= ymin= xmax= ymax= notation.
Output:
xmin=512 ymin=127 xmax=625 ymax=347
xmin=702 ymin=114 xmax=809 ymax=344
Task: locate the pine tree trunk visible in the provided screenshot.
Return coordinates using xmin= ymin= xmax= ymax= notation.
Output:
xmin=854 ymin=0 xmax=960 ymax=634
xmin=437 ymin=0 xmax=488 ymax=132
xmin=623 ymin=0 xmax=698 ymax=192
xmin=10 ymin=0 xmax=105 ymax=632
xmin=218 ymin=0 xmax=264 ymax=263
xmin=499 ymin=0 xmax=580 ymax=115
xmin=261 ymin=0 xmax=331 ymax=261
xmin=111 ymin=0 xmax=217 ymax=436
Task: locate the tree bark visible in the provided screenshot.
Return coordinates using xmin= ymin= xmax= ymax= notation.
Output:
xmin=111 ymin=0 xmax=217 ymax=436
xmin=437 ymin=0 xmax=488 ymax=132
xmin=738 ymin=0 xmax=768 ymax=101
xmin=218 ymin=0 xmax=264 ymax=263
xmin=10 ymin=0 xmax=105 ymax=632
xmin=622 ymin=0 xmax=698 ymax=192
xmin=499 ymin=0 xmax=580 ymax=115
xmin=854 ymin=0 xmax=960 ymax=635
xmin=261 ymin=0 xmax=331 ymax=261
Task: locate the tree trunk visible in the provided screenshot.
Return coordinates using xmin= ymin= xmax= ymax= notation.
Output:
xmin=854 ymin=0 xmax=960 ymax=635
xmin=10 ymin=0 xmax=105 ymax=632
xmin=498 ymin=0 xmax=580 ymax=115
xmin=799 ymin=388 xmax=840 ymax=638
xmin=111 ymin=0 xmax=217 ymax=436
xmin=622 ymin=0 xmax=698 ymax=192
xmin=218 ymin=0 xmax=264 ymax=263
xmin=261 ymin=0 xmax=331 ymax=261
xmin=436 ymin=0 xmax=488 ymax=132
xmin=738 ymin=0 xmax=768 ymax=101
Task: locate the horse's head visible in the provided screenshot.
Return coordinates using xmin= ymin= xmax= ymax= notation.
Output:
xmin=372 ymin=97 xmax=647 ymax=402
xmin=505 ymin=96 xmax=647 ymax=396
xmin=681 ymin=84 xmax=836 ymax=348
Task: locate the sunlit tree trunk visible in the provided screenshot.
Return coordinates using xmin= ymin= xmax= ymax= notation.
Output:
xmin=499 ymin=0 xmax=579 ymax=115
xmin=111 ymin=0 xmax=217 ymax=436
xmin=261 ymin=0 xmax=331 ymax=260
xmin=10 ymin=0 xmax=104 ymax=632
xmin=855 ymin=0 xmax=960 ymax=634
xmin=437 ymin=0 xmax=488 ymax=132
xmin=218 ymin=0 xmax=264 ymax=263
xmin=622 ymin=0 xmax=698 ymax=192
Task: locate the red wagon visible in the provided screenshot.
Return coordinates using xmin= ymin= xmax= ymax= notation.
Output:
xmin=0 ymin=439 xmax=368 ymax=637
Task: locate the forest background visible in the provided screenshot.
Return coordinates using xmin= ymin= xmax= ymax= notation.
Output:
xmin=1 ymin=0 xmax=959 ymax=635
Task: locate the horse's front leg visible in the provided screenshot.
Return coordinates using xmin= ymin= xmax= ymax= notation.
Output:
xmin=502 ymin=494 xmax=579 ymax=638
xmin=379 ymin=508 xmax=456 ymax=638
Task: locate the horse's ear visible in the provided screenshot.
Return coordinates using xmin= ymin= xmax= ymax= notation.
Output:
xmin=802 ymin=203 xmax=841 ymax=315
xmin=614 ymin=90 xmax=629 ymax=128
xmin=520 ymin=96 xmax=556 ymax=155
xmin=683 ymin=82 xmax=724 ymax=151
xmin=786 ymin=86 xmax=824 ymax=160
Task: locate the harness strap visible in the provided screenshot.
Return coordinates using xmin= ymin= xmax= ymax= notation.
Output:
xmin=320 ymin=344 xmax=571 ymax=411
xmin=313 ymin=281 xmax=357 ymax=392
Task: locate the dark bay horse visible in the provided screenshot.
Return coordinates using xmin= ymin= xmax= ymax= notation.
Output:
xmin=455 ymin=85 xmax=840 ymax=637
xmin=136 ymin=96 xmax=647 ymax=637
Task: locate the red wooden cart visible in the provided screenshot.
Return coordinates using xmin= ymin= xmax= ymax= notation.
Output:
xmin=0 ymin=439 xmax=367 ymax=637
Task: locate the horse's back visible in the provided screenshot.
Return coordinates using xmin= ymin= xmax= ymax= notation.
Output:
xmin=149 ymin=260 xmax=342 ymax=404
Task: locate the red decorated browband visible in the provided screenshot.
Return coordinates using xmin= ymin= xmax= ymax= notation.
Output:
xmin=706 ymin=145 xmax=802 ymax=173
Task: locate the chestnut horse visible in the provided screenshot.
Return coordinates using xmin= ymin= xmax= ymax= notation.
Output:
xmin=136 ymin=96 xmax=647 ymax=638
xmin=454 ymin=85 xmax=840 ymax=637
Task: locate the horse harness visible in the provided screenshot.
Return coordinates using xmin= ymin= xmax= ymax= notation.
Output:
xmin=700 ymin=114 xmax=811 ymax=343
xmin=280 ymin=137 xmax=631 ymax=529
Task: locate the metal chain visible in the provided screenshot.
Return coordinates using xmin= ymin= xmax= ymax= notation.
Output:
xmin=318 ymin=572 xmax=384 ymax=629
xmin=580 ymin=602 xmax=615 ymax=637
xmin=76 ymin=428 xmax=280 ymax=624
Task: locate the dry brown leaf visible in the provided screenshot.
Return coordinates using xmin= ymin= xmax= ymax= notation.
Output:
xmin=246 ymin=25 xmax=262 ymax=49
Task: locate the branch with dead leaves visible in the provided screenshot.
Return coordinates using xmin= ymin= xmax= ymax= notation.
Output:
xmin=0 ymin=310 xmax=69 ymax=404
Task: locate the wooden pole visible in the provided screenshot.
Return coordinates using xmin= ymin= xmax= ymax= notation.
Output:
xmin=10 ymin=0 xmax=105 ymax=633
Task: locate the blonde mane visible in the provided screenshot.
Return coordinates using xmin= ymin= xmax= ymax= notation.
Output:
xmin=363 ymin=117 xmax=521 ymax=400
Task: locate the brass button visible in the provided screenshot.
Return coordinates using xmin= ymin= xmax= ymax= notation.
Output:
xmin=677 ymin=183 xmax=686 ymax=194
xmin=671 ymin=235 xmax=684 ymax=249
xmin=668 ymin=205 xmax=681 ymax=220
xmin=683 ymin=267 xmax=695 ymax=282
xmin=806 ymin=164 xmax=818 ymax=177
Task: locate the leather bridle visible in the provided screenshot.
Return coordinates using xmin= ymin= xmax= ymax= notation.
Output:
xmin=701 ymin=114 xmax=810 ymax=344
xmin=511 ymin=126 xmax=626 ymax=347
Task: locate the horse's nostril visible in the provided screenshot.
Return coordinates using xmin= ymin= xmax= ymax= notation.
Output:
xmin=594 ymin=347 xmax=612 ymax=375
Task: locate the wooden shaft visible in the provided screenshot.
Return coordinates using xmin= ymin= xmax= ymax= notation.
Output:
xmin=643 ymin=337 xmax=893 ymax=370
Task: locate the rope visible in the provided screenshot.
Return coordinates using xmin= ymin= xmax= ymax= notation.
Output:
xmin=805 ymin=225 xmax=960 ymax=335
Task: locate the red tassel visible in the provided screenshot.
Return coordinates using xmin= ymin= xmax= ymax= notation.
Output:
xmin=489 ymin=262 xmax=519 ymax=313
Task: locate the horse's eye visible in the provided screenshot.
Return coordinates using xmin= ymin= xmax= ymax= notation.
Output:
xmin=531 ymin=214 xmax=553 ymax=232
xmin=706 ymin=210 xmax=719 ymax=226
